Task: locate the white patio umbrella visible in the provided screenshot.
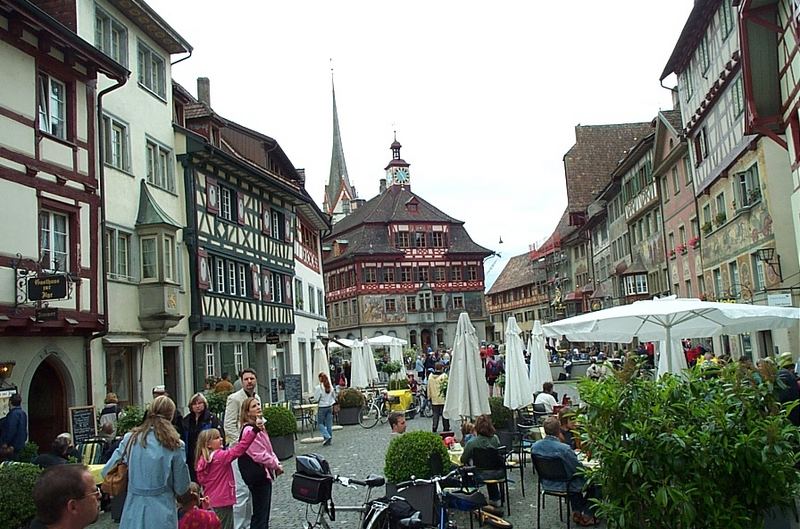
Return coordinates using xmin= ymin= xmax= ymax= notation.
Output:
xmin=657 ymin=338 xmax=687 ymax=378
xmin=388 ymin=338 xmax=405 ymax=381
xmin=529 ymin=320 xmax=552 ymax=394
xmin=312 ymin=339 xmax=329 ymax=384
xmin=544 ymin=296 xmax=800 ymax=374
xmin=363 ymin=338 xmax=380 ymax=385
xmin=503 ymin=317 xmax=533 ymax=410
xmin=349 ymin=340 xmax=369 ymax=388
xmin=326 ymin=338 xmax=355 ymax=351
xmin=444 ymin=312 xmax=490 ymax=420
xmin=367 ymin=335 xmax=408 ymax=347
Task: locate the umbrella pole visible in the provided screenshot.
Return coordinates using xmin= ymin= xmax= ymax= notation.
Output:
xmin=666 ymin=324 xmax=672 ymax=373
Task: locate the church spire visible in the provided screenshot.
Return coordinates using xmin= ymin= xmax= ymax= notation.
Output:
xmin=324 ymin=65 xmax=356 ymax=221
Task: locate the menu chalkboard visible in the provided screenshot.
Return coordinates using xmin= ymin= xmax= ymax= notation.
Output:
xmin=69 ymin=406 xmax=97 ymax=444
xmin=284 ymin=374 xmax=302 ymax=403
xmin=270 ymin=379 xmax=279 ymax=403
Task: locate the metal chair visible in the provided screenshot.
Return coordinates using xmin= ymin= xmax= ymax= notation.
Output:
xmin=532 ymin=402 xmax=549 ymax=424
xmin=496 ymin=430 xmax=525 ymax=498
xmin=531 ymin=453 xmax=580 ymax=529
xmin=76 ymin=439 xmax=107 ymax=465
xmin=469 ymin=446 xmax=512 ymax=516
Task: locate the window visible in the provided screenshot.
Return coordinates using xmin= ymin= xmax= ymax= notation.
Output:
xmin=396 ymin=231 xmax=410 ymax=248
xmin=163 ymin=235 xmax=175 ymax=282
xmin=715 ymin=192 xmax=726 ymax=221
xmin=105 ymin=228 xmax=131 ymax=279
xmin=406 ymin=295 xmax=417 ymax=311
xmin=417 ymin=267 xmax=429 ymax=283
xmin=140 ymin=236 xmax=157 ymax=279
xmin=433 ymin=295 xmax=443 ymax=309
xmin=318 ymin=289 xmax=324 ymax=316
xmin=467 ymin=265 xmax=478 ymax=281
xmin=432 ymin=232 xmax=444 ymax=247
xmin=661 ymin=176 xmax=670 ymax=201
xmin=400 ymin=267 xmax=412 ymax=282
xmin=414 ymin=232 xmax=427 ymax=248
xmin=295 ymin=278 xmax=303 ymax=310
xmin=37 ymin=73 xmax=66 ymax=139
xmin=137 ymin=41 xmax=166 ymax=98
xmin=233 ymin=344 xmax=244 ymax=376
xmin=732 ymin=77 xmax=744 ymax=117
xmin=734 ymin=164 xmax=761 ymax=207
xmin=364 ymin=268 xmax=377 ymax=283
xmin=227 ymin=262 xmax=236 ymax=295
xmin=703 ymin=204 xmax=712 ymax=227
xmin=434 ymin=267 xmax=446 ymax=282
xmin=699 ymin=37 xmax=710 ymax=73
xmin=452 ymin=294 xmax=465 ymax=310
xmin=679 ymin=226 xmax=687 ymax=246
xmin=215 ymin=258 xmax=224 ymax=293
xmin=685 ymin=279 xmax=692 ymax=297
xmin=694 ymin=127 xmax=709 ymax=164
xmin=683 ymin=67 xmax=693 ymax=101
xmin=270 ymin=210 xmax=283 ymax=239
xmin=721 ymin=1 xmax=734 ymax=36
xmin=40 ymin=210 xmax=69 ymax=271
xmin=672 ymin=168 xmax=680 ymax=196
xmin=420 ymin=292 xmax=432 ymax=311
xmin=452 ymin=267 xmax=462 ymax=281
xmin=101 ymin=114 xmax=130 ymax=171
xmin=729 ymin=261 xmax=740 ymax=297
xmin=713 ymin=268 xmax=723 ymax=298
xmin=146 ymin=140 xmax=174 ymax=192
xmin=383 ymin=267 xmax=395 ymax=283
xmin=308 ymin=285 xmax=316 ymax=313
xmin=624 ymin=274 xmax=648 ymax=296
xmin=752 ymin=254 xmax=766 ymax=290
xmin=95 ymin=7 xmax=127 ymax=65
xmin=270 ymin=273 xmax=282 ymax=303
xmin=220 ymin=187 xmax=233 ymax=221
xmin=238 ymin=264 xmax=247 ymax=297
xmin=385 ymin=298 xmax=396 ymax=312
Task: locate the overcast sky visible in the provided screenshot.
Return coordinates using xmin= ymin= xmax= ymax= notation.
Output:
xmin=149 ymin=0 xmax=695 ymax=287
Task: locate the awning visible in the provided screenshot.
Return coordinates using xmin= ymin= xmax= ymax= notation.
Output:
xmin=102 ymin=335 xmax=149 ymax=345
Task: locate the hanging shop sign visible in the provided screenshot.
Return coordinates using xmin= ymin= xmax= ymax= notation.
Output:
xmin=27 ymin=274 xmax=68 ymax=301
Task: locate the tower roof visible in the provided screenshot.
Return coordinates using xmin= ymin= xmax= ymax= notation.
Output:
xmin=324 ymin=76 xmax=356 ymax=215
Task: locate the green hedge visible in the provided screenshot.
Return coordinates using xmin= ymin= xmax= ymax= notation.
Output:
xmin=384 ymin=430 xmax=452 ymax=484
xmin=337 ymin=388 xmax=365 ymax=408
xmin=116 ymin=405 xmax=145 ymax=435
xmin=0 ymin=462 xmax=42 ymax=529
xmin=263 ymin=405 xmax=297 ymax=437
xmin=488 ymin=397 xmax=512 ymax=431
xmin=388 ymin=379 xmax=409 ymax=390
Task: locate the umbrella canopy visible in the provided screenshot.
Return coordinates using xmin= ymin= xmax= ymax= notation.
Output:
xmin=544 ymin=297 xmax=800 ymax=373
xmin=349 ymin=340 xmax=369 ymax=388
xmin=367 ymin=335 xmax=408 ymax=346
xmin=388 ymin=338 xmax=405 ymax=381
xmin=503 ymin=317 xmax=533 ymax=410
xmin=363 ymin=339 xmax=380 ymax=384
xmin=444 ymin=312 xmax=490 ymax=420
xmin=326 ymin=338 xmax=355 ymax=351
xmin=312 ymin=339 xmax=329 ymax=385
xmin=529 ymin=320 xmax=552 ymax=394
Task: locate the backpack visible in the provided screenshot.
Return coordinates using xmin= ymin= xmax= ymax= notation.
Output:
xmin=487 ymin=361 xmax=500 ymax=377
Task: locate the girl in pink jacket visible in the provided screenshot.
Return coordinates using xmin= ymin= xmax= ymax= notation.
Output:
xmin=195 ymin=425 xmax=258 ymax=529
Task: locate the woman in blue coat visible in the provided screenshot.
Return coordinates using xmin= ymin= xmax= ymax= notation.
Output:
xmin=182 ymin=392 xmax=222 ymax=481
xmin=103 ymin=395 xmax=190 ymax=529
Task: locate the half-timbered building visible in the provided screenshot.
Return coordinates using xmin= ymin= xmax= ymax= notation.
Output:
xmin=174 ymin=80 xmax=325 ymax=399
xmin=322 ymin=139 xmax=492 ymax=350
xmin=0 ymin=0 xmax=127 ymax=447
xmin=485 ymin=253 xmax=548 ymax=344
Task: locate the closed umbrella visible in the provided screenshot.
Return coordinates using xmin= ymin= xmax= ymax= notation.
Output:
xmin=444 ymin=312 xmax=490 ymax=420
xmin=312 ymin=339 xmax=329 ymax=385
xmin=363 ymin=338 xmax=380 ymax=385
xmin=389 ymin=338 xmax=405 ymax=381
xmin=503 ymin=317 xmax=533 ymax=410
xmin=544 ymin=296 xmax=800 ymax=375
xmin=529 ymin=320 xmax=552 ymax=394
xmin=350 ymin=340 xmax=369 ymax=388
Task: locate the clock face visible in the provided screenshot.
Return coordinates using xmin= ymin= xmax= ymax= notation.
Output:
xmin=395 ymin=168 xmax=409 ymax=183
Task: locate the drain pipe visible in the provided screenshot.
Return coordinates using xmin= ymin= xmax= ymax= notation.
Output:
xmin=88 ymin=76 xmax=127 ymax=405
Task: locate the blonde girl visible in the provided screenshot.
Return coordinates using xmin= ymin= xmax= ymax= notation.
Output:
xmin=195 ymin=421 xmax=259 ymax=529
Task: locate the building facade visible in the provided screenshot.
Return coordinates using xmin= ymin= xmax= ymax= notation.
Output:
xmin=485 ymin=253 xmax=548 ymax=343
xmin=323 ymin=140 xmax=491 ymax=350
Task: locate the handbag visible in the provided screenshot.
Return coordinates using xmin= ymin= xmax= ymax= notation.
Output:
xmin=237 ymin=425 xmax=268 ymax=487
xmin=101 ymin=437 xmax=132 ymax=496
xmin=332 ymin=403 xmax=341 ymax=414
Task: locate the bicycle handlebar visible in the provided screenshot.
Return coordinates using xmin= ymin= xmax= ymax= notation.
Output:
xmin=395 ymin=466 xmax=475 ymax=489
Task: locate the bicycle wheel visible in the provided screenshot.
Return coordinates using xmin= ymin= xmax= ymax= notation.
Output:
xmin=423 ymin=400 xmax=433 ymax=418
xmin=359 ymin=403 xmax=379 ymax=428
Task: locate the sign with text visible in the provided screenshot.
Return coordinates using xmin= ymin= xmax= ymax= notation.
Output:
xmin=270 ymin=379 xmax=279 ymax=403
xmin=284 ymin=374 xmax=302 ymax=403
xmin=768 ymin=293 xmax=792 ymax=307
xmin=28 ymin=274 xmax=68 ymax=301
xmin=265 ymin=334 xmax=280 ymax=345
xmin=69 ymin=405 xmax=97 ymax=444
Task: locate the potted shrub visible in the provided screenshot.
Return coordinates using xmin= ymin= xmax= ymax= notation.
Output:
xmin=384 ymin=431 xmax=453 ymax=524
xmin=578 ymin=363 xmax=800 ymax=528
xmin=702 ymin=221 xmax=713 ymax=235
xmin=488 ymin=396 xmax=514 ymax=431
xmin=668 ymin=248 xmax=676 ymax=259
xmin=388 ymin=378 xmax=410 ymax=391
xmin=714 ymin=211 xmax=727 ymax=226
xmin=115 ymin=405 xmax=145 ymax=436
xmin=262 ymin=405 xmax=297 ymax=460
xmin=688 ymin=236 xmax=700 ymax=249
xmin=676 ymin=243 xmax=687 ymax=254
xmin=0 ymin=462 xmax=42 ymax=529
xmin=336 ymin=387 xmax=365 ymax=425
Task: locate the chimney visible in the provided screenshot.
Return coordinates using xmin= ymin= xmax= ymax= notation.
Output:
xmin=379 ymin=178 xmax=387 ymax=193
xmin=197 ymin=77 xmax=210 ymax=107
xmin=296 ymin=168 xmax=306 ymax=184
xmin=671 ymin=87 xmax=679 ymax=110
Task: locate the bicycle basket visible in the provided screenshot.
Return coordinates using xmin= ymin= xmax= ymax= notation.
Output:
xmin=296 ymin=453 xmax=331 ymax=477
xmin=291 ymin=472 xmax=333 ymax=504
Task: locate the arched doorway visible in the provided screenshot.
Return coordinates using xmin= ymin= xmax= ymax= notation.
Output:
xmin=28 ymin=357 xmax=68 ymax=450
xmin=421 ymin=329 xmax=432 ymax=352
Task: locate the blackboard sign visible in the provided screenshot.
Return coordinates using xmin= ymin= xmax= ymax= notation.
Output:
xmin=284 ymin=374 xmax=302 ymax=403
xmin=270 ymin=379 xmax=279 ymax=403
xmin=69 ymin=406 xmax=96 ymax=444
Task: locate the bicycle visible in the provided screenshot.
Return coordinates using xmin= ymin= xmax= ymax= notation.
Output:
xmin=396 ymin=466 xmax=513 ymax=529
xmin=413 ymin=384 xmax=433 ymax=418
xmin=359 ymin=390 xmax=395 ymax=428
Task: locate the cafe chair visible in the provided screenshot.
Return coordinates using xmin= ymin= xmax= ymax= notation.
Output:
xmin=532 ymin=403 xmax=549 ymax=424
xmin=496 ymin=430 xmax=526 ymax=497
xmin=76 ymin=439 xmax=107 ymax=465
xmin=531 ymin=453 xmax=580 ymax=529
xmin=469 ymin=446 xmax=512 ymax=516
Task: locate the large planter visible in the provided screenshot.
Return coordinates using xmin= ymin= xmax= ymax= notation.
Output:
xmin=338 ymin=406 xmax=361 ymax=425
xmin=271 ymin=434 xmax=295 ymax=461
xmin=385 ymin=482 xmax=436 ymax=525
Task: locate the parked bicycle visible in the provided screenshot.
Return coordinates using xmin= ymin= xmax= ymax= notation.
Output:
xmin=413 ymin=382 xmax=433 ymax=418
xmin=359 ymin=390 xmax=396 ymax=428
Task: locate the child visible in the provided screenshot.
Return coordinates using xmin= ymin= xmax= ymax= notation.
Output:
xmin=460 ymin=420 xmax=476 ymax=447
xmin=195 ymin=426 xmax=259 ymax=529
xmin=178 ymin=482 xmax=220 ymax=529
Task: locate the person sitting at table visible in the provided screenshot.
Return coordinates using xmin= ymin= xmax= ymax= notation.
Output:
xmin=557 ymin=408 xmax=581 ymax=450
xmin=461 ymin=415 xmax=503 ymax=508
xmin=534 ymin=382 xmax=558 ymax=414
xmin=532 ymin=417 xmax=598 ymax=527
xmin=33 ymin=436 xmax=70 ymax=468
xmin=460 ymin=420 xmax=476 ymax=447
xmin=388 ymin=412 xmax=407 ymax=435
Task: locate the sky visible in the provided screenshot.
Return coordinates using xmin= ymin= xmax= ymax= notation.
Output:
xmin=148 ymin=0 xmax=695 ymax=288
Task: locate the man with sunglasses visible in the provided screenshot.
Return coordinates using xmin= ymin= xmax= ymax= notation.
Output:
xmin=31 ymin=464 xmax=100 ymax=529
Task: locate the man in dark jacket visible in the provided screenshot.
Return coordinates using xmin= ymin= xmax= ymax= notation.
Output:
xmin=0 ymin=393 xmax=27 ymax=460
xmin=776 ymin=352 xmax=799 ymax=426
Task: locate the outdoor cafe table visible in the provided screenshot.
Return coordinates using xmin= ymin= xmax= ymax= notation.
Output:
xmin=89 ymin=463 xmax=104 ymax=484
xmin=293 ymin=403 xmax=318 ymax=432
xmin=448 ymin=445 xmax=464 ymax=466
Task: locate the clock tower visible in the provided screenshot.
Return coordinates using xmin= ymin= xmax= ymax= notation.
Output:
xmin=384 ymin=135 xmax=410 ymax=187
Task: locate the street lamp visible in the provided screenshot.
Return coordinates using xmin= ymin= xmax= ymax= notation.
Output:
xmin=756 ymin=248 xmax=783 ymax=282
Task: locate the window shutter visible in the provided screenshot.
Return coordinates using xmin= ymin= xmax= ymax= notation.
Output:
xmin=197 ymin=247 xmax=210 ymax=290
xmin=284 ymin=212 xmax=294 ymax=243
xmin=261 ymin=204 xmax=271 ymax=234
xmin=251 ymin=263 xmax=261 ymax=300
xmin=284 ymin=275 xmax=293 ymax=305
xmin=237 ymin=193 xmax=246 ymax=225
xmin=206 ymin=176 xmax=219 ymax=215
xmin=261 ymin=268 xmax=271 ymax=300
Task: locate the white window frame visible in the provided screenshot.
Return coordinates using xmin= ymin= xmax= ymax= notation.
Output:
xmin=38 ymin=73 xmax=66 ymax=139
xmin=105 ymin=227 xmax=131 ymax=280
xmin=752 ymin=254 xmax=766 ymax=291
xmin=317 ymin=289 xmax=324 ymax=316
xmin=308 ymin=285 xmax=315 ymax=313
xmin=228 ymin=261 xmax=237 ymax=295
xmin=271 ymin=210 xmax=281 ymax=239
xmin=95 ymin=6 xmax=127 ymax=65
xmin=146 ymin=139 xmax=174 ymax=192
xmin=452 ymin=294 xmax=465 ymax=310
xmin=220 ymin=187 xmax=233 ymax=221
xmin=234 ymin=343 xmax=244 ymax=375
xmin=732 ymin=77 xmax=744 ymax=117
xmin=734 ymin=164 xmax=760 ymax=207
xmin=238 ymin=263 xmax=247 ymax=297
xmin=40 ymin=209 xmax=69 ymax=272
xmin=205 ymin=343 xmax=216 ymax=378
xmin=137 ymin=40 xmax=166 ymax=98
xmin=140 ymin=235 xmax=157 ymax=280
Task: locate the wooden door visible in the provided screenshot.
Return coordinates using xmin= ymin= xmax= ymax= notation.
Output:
xmin=28 ymin=358 xmax=67 ymax=450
